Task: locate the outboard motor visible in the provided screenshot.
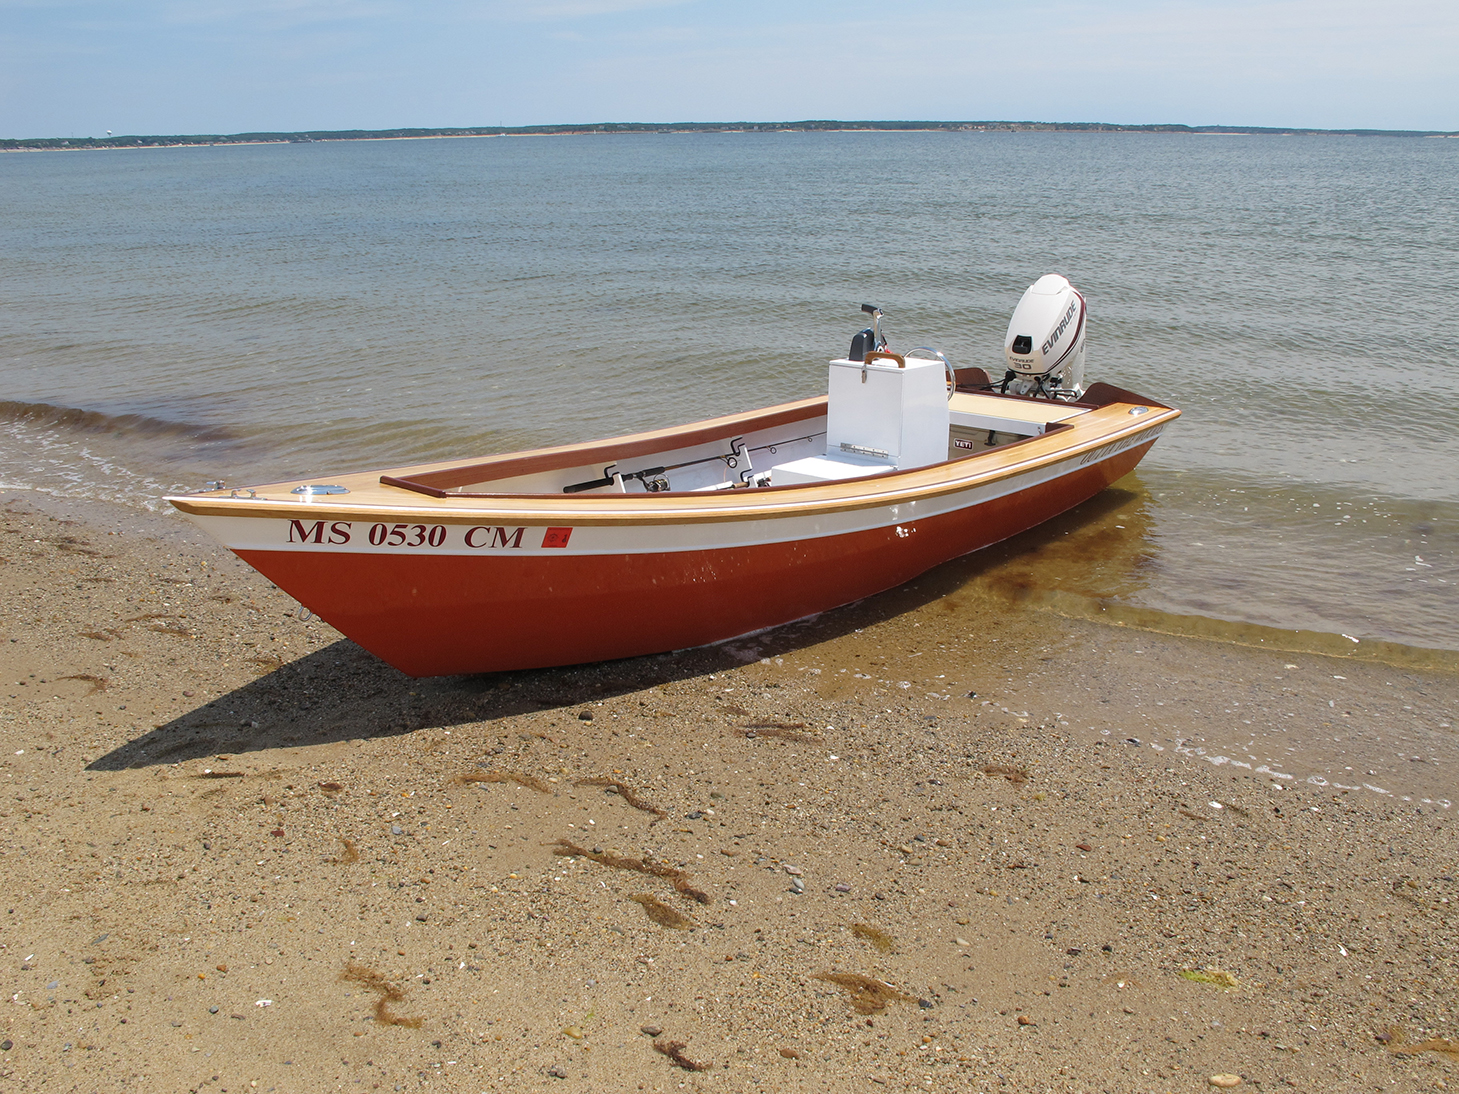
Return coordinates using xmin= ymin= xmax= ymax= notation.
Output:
xmin=1001 ymin=274 xmax=1086 ymax=399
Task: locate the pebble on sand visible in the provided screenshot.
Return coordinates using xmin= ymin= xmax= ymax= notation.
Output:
xmin=1209 ymin=1075 xmax=1242 ymax=1088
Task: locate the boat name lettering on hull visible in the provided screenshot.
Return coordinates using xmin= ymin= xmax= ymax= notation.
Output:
xmin=288 ymin=519 xmax=353 ymax=545
xmin=280 ymin=522 xmax=551 ymax=551
xmin=1078 ymin=425 xmax=1164 ymax=466
xmin=367 ymin=522 xmax=449 ymax=547
xmin=465 ymin=526 xmax=526 ymax=549
xmin=287 ymin=521 xmax=453 ymax=548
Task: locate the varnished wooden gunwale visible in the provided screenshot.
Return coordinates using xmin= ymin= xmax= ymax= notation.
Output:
xmin=168 ymin=398 xmax=1176 ymax=530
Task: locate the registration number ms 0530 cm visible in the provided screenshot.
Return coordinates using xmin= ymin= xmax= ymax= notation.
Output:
xmin=284 ymin=520 xmax=573 ymax=550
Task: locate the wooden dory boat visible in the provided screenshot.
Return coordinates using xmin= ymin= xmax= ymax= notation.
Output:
xmin=168 ymin=282 xmax=1178 ymax=677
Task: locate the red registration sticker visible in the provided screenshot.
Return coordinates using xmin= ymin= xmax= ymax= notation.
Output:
xmin=541 ymin=527 xmax=573 ymax=549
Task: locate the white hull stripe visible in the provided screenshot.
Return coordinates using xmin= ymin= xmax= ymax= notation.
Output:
xmin=185 ymin=433 xmax=1157 ymax=559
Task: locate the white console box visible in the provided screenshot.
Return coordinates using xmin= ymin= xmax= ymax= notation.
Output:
xmin=827 ymin=355 xmax=948 ymax=469
xmin=771 ymin=355 xmax=949 ymax=485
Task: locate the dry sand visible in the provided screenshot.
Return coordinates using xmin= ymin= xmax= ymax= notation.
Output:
xmin=2 ymin=491 xmax=1457 ymax=1093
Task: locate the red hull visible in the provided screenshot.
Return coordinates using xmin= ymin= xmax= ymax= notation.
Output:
xmin=234 ymin=444 xmax=1150 ymax=676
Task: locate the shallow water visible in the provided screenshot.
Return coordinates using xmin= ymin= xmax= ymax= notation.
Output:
xmin=1 ymin=131 xmax=1456 ymax=654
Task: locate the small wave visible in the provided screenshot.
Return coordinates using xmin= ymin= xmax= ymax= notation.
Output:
xmin=995 ymin=585 xmax=1459 ymax=673
xmin=0 ymin=399 xmax=237 ymax=445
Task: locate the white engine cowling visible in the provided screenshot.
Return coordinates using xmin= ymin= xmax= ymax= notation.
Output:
xmin=1003 ymin=274 xmax=1086 ymax=397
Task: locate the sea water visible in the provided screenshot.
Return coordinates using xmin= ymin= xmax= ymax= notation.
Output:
xmin=1 ymin=131 xmax=1456 ymax=657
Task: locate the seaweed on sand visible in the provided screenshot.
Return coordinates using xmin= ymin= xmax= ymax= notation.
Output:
xmin=630 ymin=893 xmax=694 ymax=929
xmin=813 ymin=971 xmax=915 ymax=1014
xmin=1177 ymin=967 xmax=1240 ymax=989
xmin=340 ymin=961 xmax=423 ymax=1028
xmin=58 ymin=673 xmax=108 ymax=694
xmin=982 ymin=765 xmax=1028 ymax=786
xmin=552 ymin=839 xmax=710 ymax=904
xmin=740 ymin=723 xmax=822 ymax=743
xmin=653 ymin=1039 xmax=710 ymax=1070
xmin=850 ymin=923 xmax=895 ymax=953
xmin=1380 ymin=1027 xmax=1459 ymax=1056
xmin=574 ymin=776 xmax=665 ymax=817
xmin=452 ymin=769 xmax=551 ymax=793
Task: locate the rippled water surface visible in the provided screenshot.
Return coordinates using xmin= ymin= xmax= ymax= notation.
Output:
xmin=1 ymin=132 xmax=1456 ymax=652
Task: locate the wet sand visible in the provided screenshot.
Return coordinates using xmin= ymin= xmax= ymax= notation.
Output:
xmin=2 ymin=491 xmax=1457 ymax=1093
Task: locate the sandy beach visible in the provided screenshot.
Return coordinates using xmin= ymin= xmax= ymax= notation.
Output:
xmin=2 ymin=490 xmax=1456 ymax=1093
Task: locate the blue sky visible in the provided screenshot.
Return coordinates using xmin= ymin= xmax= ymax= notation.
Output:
xmin=3 ymin=1 xmax=1456 ymax=137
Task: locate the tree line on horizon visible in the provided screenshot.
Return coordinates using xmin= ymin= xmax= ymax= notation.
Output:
xmin=5 ymin=119 xmax=1454 ymax=150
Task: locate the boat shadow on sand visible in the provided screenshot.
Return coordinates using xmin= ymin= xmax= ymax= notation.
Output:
xmin=87 ymin=484 xmax=1151 ymax=772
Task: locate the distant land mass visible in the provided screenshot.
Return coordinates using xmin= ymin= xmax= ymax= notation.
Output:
xmin=6 ymin=119 xmax=1458 ymax=150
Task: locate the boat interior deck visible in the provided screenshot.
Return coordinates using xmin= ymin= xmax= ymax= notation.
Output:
xmin=373 ymin=371 xmax=1157 ymax=501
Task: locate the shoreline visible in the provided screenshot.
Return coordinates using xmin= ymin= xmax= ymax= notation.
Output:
xmin=3 ymin=490 xmax=1457 ymax=1091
